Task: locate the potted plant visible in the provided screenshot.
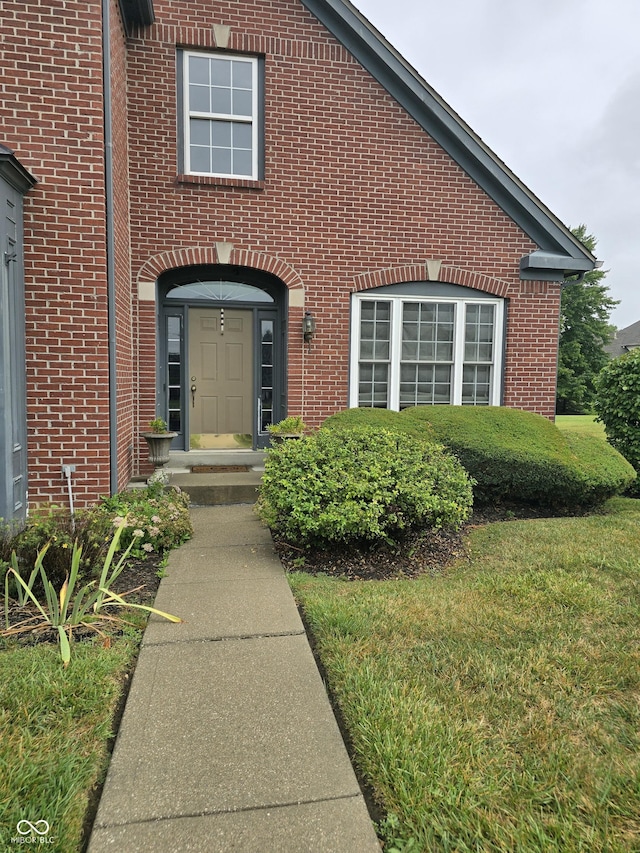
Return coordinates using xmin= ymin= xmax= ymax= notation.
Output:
xmin=140 ymin=418 xmax=178 ymax=469
xmin=266 ymin=415 xmax=308 ymax=444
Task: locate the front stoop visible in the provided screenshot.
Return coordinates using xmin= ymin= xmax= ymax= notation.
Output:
xmin=169 ymin=469 xmax=263 ymax=505
xmin=135 ymin=450 xmax=267 ymax=506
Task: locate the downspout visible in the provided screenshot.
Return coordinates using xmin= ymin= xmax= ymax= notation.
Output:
xmin=102 ymin=0 xmax=118 ymax=494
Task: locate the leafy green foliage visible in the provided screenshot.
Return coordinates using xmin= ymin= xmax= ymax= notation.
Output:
xmin=266 ymin=415 xmax=307 ymax=435
xmin=257 ymin=424 xmax=473 ymax=548
xmin=403 ymin=406 xmax=635 ymax=508
xmin=4 ymin=508 xmax=112 ymax=593
xmin=556 ymin=226 xmax=617 ymax=414
xmin=2 ymin=523 xmax=183 ymax=664
xmin=594 ymin=347 xmax=640 ymax=494
xmin=96 ymin=485 xmax=192 ymax=556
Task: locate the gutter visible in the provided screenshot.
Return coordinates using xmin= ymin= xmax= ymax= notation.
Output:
xmin=102 ymin=0 xmax=118 ymax=494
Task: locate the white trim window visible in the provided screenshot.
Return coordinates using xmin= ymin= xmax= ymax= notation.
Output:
xmin=183 ymin=52 xmax=258 ymax=179
xmin=350 ymin=293 xmax=504 ymax=409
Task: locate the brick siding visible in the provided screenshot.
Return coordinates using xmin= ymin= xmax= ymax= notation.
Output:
xmin=3 ymin=0 xmax=558 ymax=507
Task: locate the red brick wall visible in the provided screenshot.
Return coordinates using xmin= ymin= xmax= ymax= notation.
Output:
xmin=3 ymin=0 xmax=561 ymax=506
xmin=2 ymin=0 xmax=112 ymax=508
xmin=126 ymin=0 xmax=555 ymax=464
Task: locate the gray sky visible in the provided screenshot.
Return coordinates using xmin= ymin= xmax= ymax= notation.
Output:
xmin=352 ymin=0 xmax=639 ymax=327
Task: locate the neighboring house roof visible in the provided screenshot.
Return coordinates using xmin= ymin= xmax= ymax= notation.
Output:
xmin=127 ymin=0 xmax=596 ymax=281
xmin=605 ymin=321 xmax=640 ymax=357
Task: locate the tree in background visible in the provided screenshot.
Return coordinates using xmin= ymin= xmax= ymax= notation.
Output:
xmin=556 ymin=225 xmax=618 ymax=414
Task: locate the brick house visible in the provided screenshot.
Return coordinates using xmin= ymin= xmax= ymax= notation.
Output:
xmin=1 ymin=0 xmax=596 ymax=520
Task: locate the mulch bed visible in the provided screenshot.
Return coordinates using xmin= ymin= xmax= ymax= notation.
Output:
xmin=272 ymin=503 xmax=585 ymax=582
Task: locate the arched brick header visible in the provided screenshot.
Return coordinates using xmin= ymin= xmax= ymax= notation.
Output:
xmin=352 ymin=264 xmax=512 ymax=298
xmin=136 ymin=246 xmax=305 ymax=291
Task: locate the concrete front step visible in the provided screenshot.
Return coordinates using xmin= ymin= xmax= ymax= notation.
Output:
xmin=168 ymin=470 xmax=263 ymax=505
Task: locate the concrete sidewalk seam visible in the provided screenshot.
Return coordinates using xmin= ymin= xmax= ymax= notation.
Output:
xmin=93 ymin=793 xmax=368 ymax=830
xmin=142 ymin=629 xmax=307 ymax=648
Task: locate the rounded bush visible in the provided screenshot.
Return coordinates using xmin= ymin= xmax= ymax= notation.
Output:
xmin=403 ymin=406 xmax=635 ymax=508
xmin=594 ymin=349 xmax=640 ymax=492
xmin=256 ymin=425 xmax=473 ymax=548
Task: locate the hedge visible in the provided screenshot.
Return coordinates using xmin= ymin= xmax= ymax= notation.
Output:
xmin=402 ymin=406 xmax=636 ymax=508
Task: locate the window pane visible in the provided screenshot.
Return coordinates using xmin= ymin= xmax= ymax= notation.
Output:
xmin=232 ymin=89 xmax=253 ymax=116
xmin=212 ymin=120 xmax=232 ymax=147
xmin=211 ymin=86 xmax=232 ymax=114
xmin=211 ymin=58 xmax=231 ymax=86
xmin=189 ymin=84 xmax=210 ymax=113
xmin=190 ymin=146 xmax=211 ymax=173
xmin=359 ymin=302 xmax=390 ymax=364
xmin=232 ymin=149 xmax=253 ymax=177
xmin=189 ymin=56 xmax=210 ymax=85
xmin=212 ymin=147 xmax=232 ymax=174
xmin=465 ymin=303 xmax=494 ymax=364
xmin=462 ymin=365 xmax=492 ymax=405
xmin=399 ymin=363 xmax=452 ymax=408
xmin=260 ymin=320 xmax=274 ymax=432
xmin=190 ymin=119 xmax=210 ymax=145
xmin=233 ymin=123 xmax=253 ymax=149
xmin=359 ymin=363 xmax=389 ymax=407
xmin=232 ymin=60 xmax=253 ymax=89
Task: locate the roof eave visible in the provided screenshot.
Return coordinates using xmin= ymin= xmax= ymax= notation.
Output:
xmin=118 ymin=0 xmax=155 ymax=33
xmin=300 ymin=0 xmax=596 ymax=271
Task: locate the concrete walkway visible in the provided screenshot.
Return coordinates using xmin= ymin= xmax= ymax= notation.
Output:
xmin=87 ymin=505 xmax=381 ymax=852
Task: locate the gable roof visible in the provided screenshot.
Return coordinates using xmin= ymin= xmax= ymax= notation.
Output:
xmin=300 ymin=0 xmax=596 ymax=280
xmin=605 ymin=320 xmax=640 ymax=357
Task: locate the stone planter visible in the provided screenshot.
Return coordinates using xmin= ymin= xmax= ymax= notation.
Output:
xmin=141 ymin=432 xmax=178 ymax=469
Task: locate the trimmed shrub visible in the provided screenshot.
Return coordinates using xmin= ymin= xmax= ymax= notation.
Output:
xmin=256 ymin=425 xmax=473 ymax=548
xmin=563 ymin=432 xmax=637 ymax=504
xmin=594 ymin=349 xmax=640 ymax=493
xmin=322 ymin=407 xmax=434 ymax=442
xmin=403 ymin=406 xmax=635 ymax=508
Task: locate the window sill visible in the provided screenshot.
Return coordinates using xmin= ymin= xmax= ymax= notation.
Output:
xmin=176 ymin=174 xmax=265 ymax=191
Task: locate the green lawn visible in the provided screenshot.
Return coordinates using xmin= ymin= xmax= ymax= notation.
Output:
xmin=0 ymin=631 xmax=141 ymax=852
xmin=556 ymin=414 xmax=606 ymax=438
xmin=289 ymin=498 xmax=640 ymax=852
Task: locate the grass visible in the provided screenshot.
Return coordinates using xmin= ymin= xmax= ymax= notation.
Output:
xmin=0 ymin=625 xmax=143 ymax=852
xmin=289 ymin=497 xmax=640 ymax=852
xmin=556 ymin=414 xmax=606 ymax=438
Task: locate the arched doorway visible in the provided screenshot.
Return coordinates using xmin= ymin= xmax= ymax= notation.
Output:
xmin=158 ymin=265 xmax=286 ymax=450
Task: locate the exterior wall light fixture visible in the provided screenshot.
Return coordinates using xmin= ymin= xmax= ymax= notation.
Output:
xmin=303 ymin=311 xmax=317 ymax=349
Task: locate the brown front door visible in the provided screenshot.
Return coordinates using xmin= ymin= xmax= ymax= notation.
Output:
xmin=188 ymin=307 xmax=253 ymax=449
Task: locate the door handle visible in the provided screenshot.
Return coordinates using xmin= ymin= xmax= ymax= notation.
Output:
xmin=191 ymin=384 xmax=197 ymax=408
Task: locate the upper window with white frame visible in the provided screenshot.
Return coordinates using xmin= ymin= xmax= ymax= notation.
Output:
xmin=350 ymin=288 xmax=504 ymax=410
xmin=183 ymin=51 xmax=259 ymax=179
